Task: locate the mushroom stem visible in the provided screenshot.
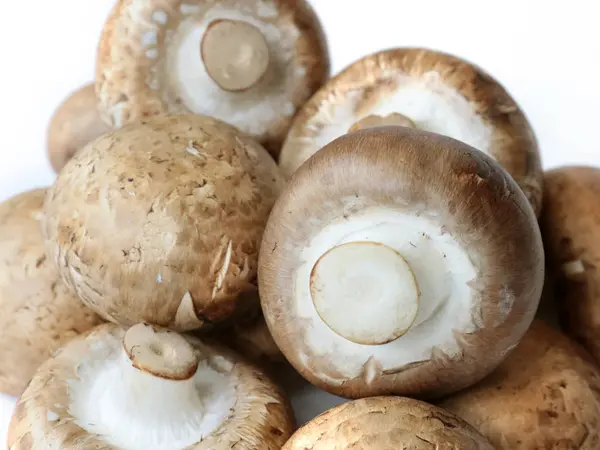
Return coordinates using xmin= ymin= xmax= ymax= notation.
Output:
xmin=201 ymin=19 xmax=270 ymax=92
xmin=310 ymin=242 xmax=420 ymax=345
xmin=349 ymin=113 xmax=417 ymax=132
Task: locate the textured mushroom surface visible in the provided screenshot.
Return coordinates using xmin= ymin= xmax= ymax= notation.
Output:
xmin=0 ymin=189 xmax=102 ymax=396
xmin=8 ymin=323 xmax=294 ymax=450
xmin=221 ymin=313 xmax=284 ymax=364
xmin=283 ymin=396 xmax=493 ymax=449
xmin=441 ymin=320 xmax=600 ymax=449
xmin=96 ymin=0 xmax=330 ymax=158
xmin=259 ymin=126 xmax=544 ymax=398
xmin=279 ymin=47 xmax=542 ymax=215
xmin=42 ymin=114 xmax=284 ymax=331
xmin=47 ymin=83 xmax=111 ymax=172
xmin=540 ymin=166 xmax=600 ymax=363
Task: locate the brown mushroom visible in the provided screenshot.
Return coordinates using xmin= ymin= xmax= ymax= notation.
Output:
xmin=279 ymin=47 xmax=542 ymax=216
xmin=96 ymin=0 xmax=330 ymax=158
xmin=47 ymin=84 xmax=112 ymax=173
xmin=282 ymin=396 xmax=493 ymax=449
xmin=540 ymin=165 xmax=600 ymax=362
xmin=220 ymin=313 xmax=284 ymax=364
xmin=8 ymin=323 xmax=294 ymax=449
xmin=259 ymin=126 xmax=544 ymax=399
xmin=0 ymin=189 xmax=103 ymax=396
xmin=42 ymin=114 xmax=284 ymax=331
xmin=440 ymin=319 xmax=600 ymax=449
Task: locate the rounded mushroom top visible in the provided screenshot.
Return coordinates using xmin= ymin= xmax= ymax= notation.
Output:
xmin=47 ymin=83 xmax=112 ymax=173
xmin=440 ymin=320 xmax=600 ymax=449
xmin=0 ymin=189 xmax=102 ymax=396
xmin=96 ymin=0 xmax=330 ymax=157
xmin=42 ymin=114 xmax=284 ymax=331
xmin=259 ymin=127 xmax=544 ymax=399
xmin=539 ymin=165 xmax=600 ymax=362
xmin=279 ymin=47 xmax=542 ymax=215
xmin=283 ymin=396 xmax=493 ymax=449
xmin=8 ymin=323 xmax=294 ymax=450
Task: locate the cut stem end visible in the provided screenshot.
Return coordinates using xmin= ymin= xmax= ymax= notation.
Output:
xmin=201 ymin=19 xmax=270 ymax=92
xmin=123 ymin=323 xmax=199 ymax=380
xmin=349 ymin=113 xmax=417 ymax=132
xmin=310 ymin=242 xmax=420 ymax=345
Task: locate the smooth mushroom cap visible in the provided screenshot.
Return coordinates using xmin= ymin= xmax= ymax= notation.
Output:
xmin=0 ymin=189 xmax=103 ymax=396
xmin=279 ymin=47 xmax=542 ymax=215
xmin=96 ymin=0 xmax=330 ymax=158
xmin=47 ymin=84 xmax=112 ymax=173
xmin=283 ymin=396 xmax=493 ymax=449
xmin=42 ymin=114 xmax=284 ymax=331
xmin=8 ymin=323 xmax=294 ymax=450
xmin=440 ymin=320 xmax=600 ymax=448
xmin=539 ymin=165 xmax=600 ymax=363
xmin=259 ymin=126 xmax=544 ymax=399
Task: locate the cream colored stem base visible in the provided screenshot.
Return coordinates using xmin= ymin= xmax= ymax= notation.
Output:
xmin=310 ymin=241 xmax=420 ymax=345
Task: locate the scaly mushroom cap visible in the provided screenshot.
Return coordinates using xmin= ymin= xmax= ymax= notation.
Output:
xmin=96 ymin=0 xmax=330 ymax=158
xmin=283 ymin=396 xmax=493 ymax=449
xmin=540 ymin=165 xmax=600 ymax=363
xmin=47 ymin=84 xmax=112 ymax=173
xmin=0 ymin=189 xmax=103 ymax=396
xmin=42 ymin=114 xmax=284 ymax=331
xmin=279 ymin=47 xmax=542 ymax=216
xmin=259 ymin=127 xmax=544 ymax=398
xmin=8 ymin=323 xmax=294 ymax=449
xmin=440 ymin=320 xmax=600 ymax=448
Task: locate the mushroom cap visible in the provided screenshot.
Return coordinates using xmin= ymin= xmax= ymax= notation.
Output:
xmin=0 ymin=189 xmax=103 ymax=396
xmin=42 ymin=114 xmax=284 ymax=331
xmin=540 ymin=165 xmax=600 ymax=362
xmin=47 ymin=83 xmax=112 ymax=173
xmin=259 ymin=126 xmax=544 ymax=398
xmin=282 ymin=396 xmax=493 ymax=449
xmin=224 ymin=313 xmax=284 ymax=364
xmin=96 ymin=0 xmax=330 ymax=158
xmin=8 ymin=323 xmax=294 ymax=449
xmin=440 ymin=319 xmax=600 ymax=448
xmin=279 ymin=47 xmax=542 ymax=215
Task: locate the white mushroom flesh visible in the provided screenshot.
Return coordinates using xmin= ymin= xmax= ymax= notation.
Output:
xmin=293 ymin=205 xmax=477 ymax=380
xmin=161 ymin=2 xmax=302 ymax=136
xmin=290 ymin=71 xmax=493 ymax=172
xmin=67 ymin=326 xmax=236 ymax=450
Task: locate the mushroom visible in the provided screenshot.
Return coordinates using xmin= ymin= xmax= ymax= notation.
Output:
xmin=8 ymin=322 xmax=295 ymax=449
xmin=47 ymin=83 xmax=112 ymax=173
xmin=279 ymin=47 xmax=542 ymax=216
xmin=96 ymin=0 xmax=330 ymax=158
xmin=440 ymin=319 xmax=600 ymax=448
xmin=0 ymin=189 xmax=103 ymax=396
xmin=539 ymin=165 xmax=600 ymax=362
xmin=282 ymin=396 xmax=493 ymax=449
xmin=220 ymin=313 xmax=284 ymax=365
xmin=42 ymin=114 xmax=284 ymax=331
xmin=258 ymin=126 xmax=544 ymax=399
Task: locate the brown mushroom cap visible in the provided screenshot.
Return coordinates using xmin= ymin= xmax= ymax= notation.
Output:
xmin=222 ymin=313 xmax=284 ymax=364
xmin=96 ymin=0 xmax=330 ymax=158
xmin=440 ymin=319 xmax=600 ymax=448
xmin=42 ymin=114 xmax=284 ymax=331
xmin=282 ymin=396 xmax=493 ymax=449
xmin=47 ymin=84 xmax=112 ymax=173
xmin=0 ymin=189 xmax=103 ymax=396
xmin=259 ymin=126 xmax=544 ymax=399
xmin=279 ymin=47 xmax=542 ymax=216
xmin=540 ymin=165 xmax=600 ymax=362
xmin=8 ymin=323 xmax=294 ymax=449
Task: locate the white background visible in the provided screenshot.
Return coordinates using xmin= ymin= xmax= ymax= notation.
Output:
xmin=1 ymin=0 xmax=599 ymax=443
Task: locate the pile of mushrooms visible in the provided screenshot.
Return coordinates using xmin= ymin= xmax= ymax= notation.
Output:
xmin=4 ymin=0 xmax=600 ymax=448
